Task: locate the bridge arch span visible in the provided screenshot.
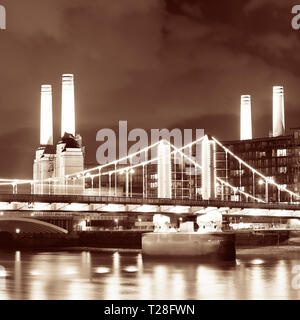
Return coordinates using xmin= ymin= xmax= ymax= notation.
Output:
xmin=0 ymin=217 xmax=68 ymax=234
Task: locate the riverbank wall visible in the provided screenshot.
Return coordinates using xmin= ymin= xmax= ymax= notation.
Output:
xmin=0 ymin=229 xmax=296 ymax=250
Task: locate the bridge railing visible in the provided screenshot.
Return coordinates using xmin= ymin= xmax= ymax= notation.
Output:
xmin=1 ymin=193 xmax=300 ymax=211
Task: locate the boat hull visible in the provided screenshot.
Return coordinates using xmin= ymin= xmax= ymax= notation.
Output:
xmin=142 ymin=232 xmax=236 ymax=261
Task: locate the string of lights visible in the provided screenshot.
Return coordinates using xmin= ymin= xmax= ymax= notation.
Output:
xmin=0 ymin=136 xmax=205 ymax=187
xmin=0 ymin=140 xmax=163 ymax=186
xmin=0 ymin=134 xmax=292 ymax=204
xmin=212 ymin=136 xmax=300 ymax=200
xmin=169 ymin=141 xmax=264 ymax=203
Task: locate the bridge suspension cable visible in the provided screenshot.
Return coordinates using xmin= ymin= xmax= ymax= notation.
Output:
xmin=0 ymin=136 xmax=206 ymax=188
xmin=169 ymin=141 xmax=265 ymax=203
xmin=0 ymin=133 xmax=294 ymax=204
xmin=212 ymin=136 xmax=300 ymax=200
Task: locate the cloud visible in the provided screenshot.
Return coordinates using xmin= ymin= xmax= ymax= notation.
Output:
xmin=249 ymin=33 xmax=300 ymax=59
xmin=0 ymin=0 xmax=300 ymax=178
xmin=244 ymin=0 xmax=289 ymax=13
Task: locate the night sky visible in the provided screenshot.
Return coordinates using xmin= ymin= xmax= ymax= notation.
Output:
xmin=0 ymin=0 xmax=300 ymax=178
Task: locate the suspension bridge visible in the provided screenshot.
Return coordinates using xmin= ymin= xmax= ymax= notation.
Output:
xmin=0 ymin=135 xmax=300 ymax=229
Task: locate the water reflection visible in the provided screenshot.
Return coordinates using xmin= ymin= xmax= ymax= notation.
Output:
xmin=0 ymin=249 xmax=299 ymax=299
xmin=14 ymin=251 xmax=21 ymax=299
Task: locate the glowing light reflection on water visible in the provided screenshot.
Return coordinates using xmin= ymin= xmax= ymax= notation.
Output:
xmin=0 ymin=249 xmax=299 ymax=300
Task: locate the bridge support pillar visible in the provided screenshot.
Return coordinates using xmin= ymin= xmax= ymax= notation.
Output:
xmin=157 ymin=140 xmax=172 ymax=199
xmin=201 ymin=135 xmax=216 ymax=200
xmin=153 ymin=214 xmax=171 ymax=232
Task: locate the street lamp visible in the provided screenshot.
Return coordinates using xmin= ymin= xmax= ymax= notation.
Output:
xmin=114 ymin=218 xmax=118 ymax=230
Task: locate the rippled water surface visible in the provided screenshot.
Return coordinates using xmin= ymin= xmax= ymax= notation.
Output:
xmin=0 ymin=249 xmax=300 ymax=299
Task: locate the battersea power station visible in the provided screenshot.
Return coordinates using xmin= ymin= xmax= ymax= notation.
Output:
xmin=1 ymin=74 xmax=300 ymax=236
xmin=33 ymin=74 xmax=86 ymax=196
xmin=33 ymin=77 xmax=300 ymax=205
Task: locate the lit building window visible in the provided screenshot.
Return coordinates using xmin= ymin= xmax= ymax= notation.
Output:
xmin=279 ymin=167 xmax=287 ymax=174
xmin=277 ymin=149 xmax=287 ymax=157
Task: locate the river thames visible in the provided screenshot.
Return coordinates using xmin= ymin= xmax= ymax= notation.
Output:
xmin=0 ymin=248 xmax=300 ymax=300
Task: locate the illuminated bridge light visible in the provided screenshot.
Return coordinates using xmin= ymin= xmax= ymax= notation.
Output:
xmin=103 ymin=204 xmax=125 ymax=212
xmin=94 ymin=267 xmax=110 ymax=274
xmin=166 ymin=206 xmax=190 ymax=214
xmin=251 ymin=259 xmax=264 ymax=265
xmin=31 ymin=202 xmax=49 ymax=211
xmin=135 ymin=205 xmax=157 ymax=213
xmin=123 ymin=266 xmax=138 ymax=273
xmin=64 ymin=203 xmax=87 ymax=211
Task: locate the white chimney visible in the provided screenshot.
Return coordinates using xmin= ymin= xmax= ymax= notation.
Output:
xmin=272 ymin=86 xmax=285 ymax=137
xmin=240 ymin=95 xmax=252 ymax=140
xmin=61 ymin=74 xmax=75 ymax=137
xmin=40 ymin=85 xmax=53 ymax=145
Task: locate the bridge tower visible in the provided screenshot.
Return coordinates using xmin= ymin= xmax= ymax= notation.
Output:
xmin=201 ymin=135 xmax=216 ymax=200
xmin=157 ymin=140 xmax=172 ymax=199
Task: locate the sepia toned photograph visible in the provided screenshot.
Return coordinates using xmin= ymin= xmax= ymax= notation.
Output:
xmin=0 ymin=0 xmax=300 ymax=308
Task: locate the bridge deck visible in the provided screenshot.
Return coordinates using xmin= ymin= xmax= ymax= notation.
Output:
xmin=1 ymin=194 xmax=300 ymax=211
